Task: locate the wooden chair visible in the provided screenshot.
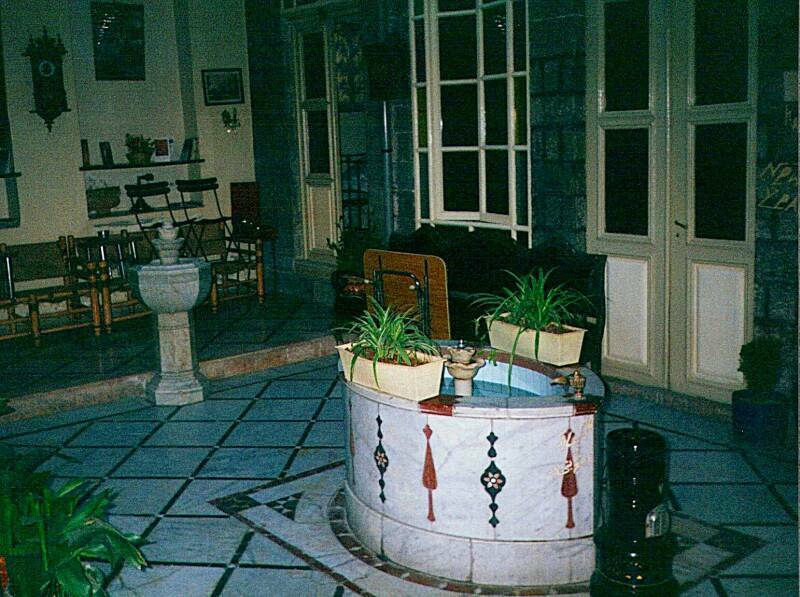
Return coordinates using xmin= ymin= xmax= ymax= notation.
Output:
xmin=0 ymin=238 xmax=102 ymax=344
xmin=181 ymin=220 xmax=264 ymax=312
xmin=363 ymin=249 xmax=451 ymax=340
xmin=71 ymin=230 xmax=155 ymax=333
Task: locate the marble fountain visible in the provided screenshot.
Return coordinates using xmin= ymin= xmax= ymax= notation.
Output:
xmin=342 ymin=349 xmax=605 ymax=589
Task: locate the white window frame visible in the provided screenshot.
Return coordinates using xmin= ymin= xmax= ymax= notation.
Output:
xmin=410 ymin=0 xmax=532 ymax=245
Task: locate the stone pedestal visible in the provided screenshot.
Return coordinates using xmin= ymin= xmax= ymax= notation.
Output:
xmin=146 ymin=311 xmax=206 ymax=405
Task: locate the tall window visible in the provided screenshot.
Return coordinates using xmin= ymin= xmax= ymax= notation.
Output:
xmin=0 ymin=11 xmax=20 ymax=228
xmin=411 ymin=0 xmax=531 ymax=243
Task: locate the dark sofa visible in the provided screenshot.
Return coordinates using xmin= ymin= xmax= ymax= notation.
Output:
xmin=388 ymin=226 xmax=607 ymax=372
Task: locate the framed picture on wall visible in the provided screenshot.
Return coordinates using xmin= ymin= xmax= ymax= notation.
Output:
xmin=91 ymin=2 xmax=145 ymax=81
xmin=152 ymin=138 xmax=175 ymax=162
xmin=201 ymin=69 xmax=244 ymax=106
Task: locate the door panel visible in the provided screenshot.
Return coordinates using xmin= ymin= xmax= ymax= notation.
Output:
xmin=604 ymin=256 xmax=650 ymax=367
xmin=304 ymin=176 xmax=337 ymax=259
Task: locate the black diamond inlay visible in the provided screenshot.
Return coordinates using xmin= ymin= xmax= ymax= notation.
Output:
xmin=481 ymin=431 xmax=505 ymax=527
xmin=266 ymin=491 xmax=304 ymax=521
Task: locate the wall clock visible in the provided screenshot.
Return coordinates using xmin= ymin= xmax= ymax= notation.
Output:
xmin=23 ymin=28 xmax=70 ymax=132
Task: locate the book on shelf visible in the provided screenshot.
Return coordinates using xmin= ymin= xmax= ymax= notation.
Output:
xmin=179 ymin=137 xmax=198 ymax=161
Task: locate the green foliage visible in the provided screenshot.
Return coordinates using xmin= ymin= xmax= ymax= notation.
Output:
xmin=326 ymin=224 xmax=383 ymax=274
xmin=342 ymin=298 xmax=440 ymax=386
xmin=738 ymin=336 xmax=782 ymax=392
xmin=0 ymin=445 xmax=147 ymax=597
xmin=472 ymin=269 xmax=588 ymax=386
xmin=123 ymin=134 xmax=155 ymax=154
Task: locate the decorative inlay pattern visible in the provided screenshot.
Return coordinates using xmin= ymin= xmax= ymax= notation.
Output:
xmin=266 ymin=491 xmax=303 ymax=521
xmin=480 ymin=430 xmax=506 ymax=527
xmin=374 ymin=415 xmax=388 ymax=502
xmin=421 ymin=424 xmax=437 ymax=522
xmin=560 ymin=428 xmax=578 ymax=529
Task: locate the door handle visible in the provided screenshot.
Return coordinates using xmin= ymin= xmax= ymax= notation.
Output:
xmin=674 ymin=220 xmax=687 ymax=230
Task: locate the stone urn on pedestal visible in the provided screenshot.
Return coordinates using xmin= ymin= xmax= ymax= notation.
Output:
xmin=129 ymin=222 xmax=211 ymax=405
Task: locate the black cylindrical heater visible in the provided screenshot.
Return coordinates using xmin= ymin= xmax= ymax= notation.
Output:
xmin=590 ymin=428 xmax=679 ymax=596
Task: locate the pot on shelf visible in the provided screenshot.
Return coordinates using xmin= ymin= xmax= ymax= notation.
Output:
xmin=86 ymin=186 xmax=121 ymax=215
xmin=126 ymin=150 xmax=154 ymax=166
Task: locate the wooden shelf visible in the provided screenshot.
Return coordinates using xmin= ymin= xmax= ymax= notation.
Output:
xmin=80 ymin=159 xmax=204 ymax=172
xmin=88 ymin=201 xmax=204 ymax=220
xmin=0 ymin=171 xmax=21 ymax=179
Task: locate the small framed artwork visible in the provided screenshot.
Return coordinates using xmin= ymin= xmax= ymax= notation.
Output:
xmin=152 ymin=138 xmax=175 ymax=162
xmin=99 ymin=141 xmax=114 ymax=166
xmin=202 ymin=68 xmax=244 ymax=106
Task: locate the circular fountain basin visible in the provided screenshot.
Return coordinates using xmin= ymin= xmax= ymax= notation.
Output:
xmin=129 ymin=259 xmax=211 ymax=313
xmin=343 ymin=354 xmax=604 ymax=588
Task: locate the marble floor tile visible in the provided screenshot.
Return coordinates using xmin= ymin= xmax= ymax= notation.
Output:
xmin=2 ymin=423 xmax=87 ymax=446
xmin=68 ymin=421 xmax=158 ymax=447
xmin=99 ymin=478 xmax=185 ymax=515
xmin=171 ymin=399 xmax=250 ymax=421
xmin=207 ymin=382 xmax=266 ymax=399
xmin=239 ymin=534 xmax=308 ymax=566
xmin=719 ymin=577 xmax=799 ymax=596
xmin=143 ymin=516 xmax=248 ymax=564
xmin=668 ymin=450 xmax=761 ymax=483
xmin=197 ymin=447 xmax=292 ymax=478
xmin=223 ymin=568 xmax=340 ymax=597
xmin=724 ymin=525 xmax=798 ymax=575
xmin=317 ymin=399 xmax=344 ymax=421
xmin=743 ymin=449 xmax=798 ymax=484
xmin=262 ymin=379 xmax=335 ymax=398
xmin=224 ymin=421 xmax=308 ymax=447
xmin=112 ymin=447 xmax=210 ymax=477
xmin=671 ymin=483 xmax=795 ymax=525
xmin=303 ymin=421 xmax=345 ymax=447
xmin=109 ymin=564 xmax=224 ymax=597
xmin=38 ymin=446 xmax=131 ymax=478
xmin=244 ymin=398 xmax=321 ymax=421
xmin=106 ymin=406 xmax=177 ymax=422
xmin=144 ymin=421 xmax=231 ymax=447
xmin=287 ymin=448 xmax=343 ymax=475
xmin=168 ymin=479 xmax=260 ymax=516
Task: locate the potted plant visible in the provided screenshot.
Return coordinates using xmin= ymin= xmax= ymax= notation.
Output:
xmin=124 ymin=134 xmax=155 ymax=166
xmin=85 ymin=175 xmax=121 ymax=216
xmin=731 ymin=336 xmax=787 ymax=442
xmin=337 ymin=299 xmax=445 ymax=401
xmin=0 ymin=407 xmax=147 ymax=596
xmin=327 ymin=223 xmax=383 ymax=323
xmin=473 ymin=269 xmax=588 ymax=382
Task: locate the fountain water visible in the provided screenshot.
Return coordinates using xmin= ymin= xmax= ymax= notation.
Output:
xmin=129 ymin=222 xmax=211 ymax=405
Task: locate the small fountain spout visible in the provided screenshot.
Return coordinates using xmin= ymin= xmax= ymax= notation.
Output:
xmin=444 ymin=343 xmax=485 ymax=397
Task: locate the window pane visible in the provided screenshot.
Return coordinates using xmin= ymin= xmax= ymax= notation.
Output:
xmin=441 ymin=84 xmax=478 ymax=146
xmin=485 ymin=79 xmax=507 ymax=145
xmin=414 ymin=0 xmax=424 ymax=16
xmin=604 ymin=0 xmax=649 ymax=111
xmin=514 ymin=76 xmax=527 ymax=145
xmin=439 ymin=15 xmax=477 ymax=80
xmin=419 ymin=152 xmax=430 ymax=219
xmin=303 ymin=32 xmax=326 ymax=100
xmin=443 ymin=151 xmax=479 ymax=211
xmin=486 ymin=151 xmax=509 ymax=215
xmin=417 ymin=88 xmax=427 ymax=147
xmin=513 ymin=0 xmax=526 ymax=71
xmin=695 ymin=0 xmax=748 ymax=105
xmin=516 ymin=150 xmax=528 ymax=225
xmin=604 ymin=128 xmax=648 ymax=236
xmin=307 ymin=111 xmax=330 ymax=174
xmin=440 ymin=0 xmax=474 ymax=11
xmin=483 ymin=6 xmax=506 ymax=75
xmin=694 ymin=123 xmax=747 ymax=240
xmin=414 ymin=20 xmax=426 ymax=82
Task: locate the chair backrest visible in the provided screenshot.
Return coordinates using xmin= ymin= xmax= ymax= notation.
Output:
xmin=176 ymin=177 xmax=219 ymax=193
xmin=230 ymin=182 xmax=260 ymax=236
xmin=363 ymin=249 xmax=451 ymax=340
xmin=3 ymin=239 xmax=68 ymax=283
xmin=182 ymin=220 xmax=227 ymax=260
xmin=0 ymin=244 xmax=13 ymax=300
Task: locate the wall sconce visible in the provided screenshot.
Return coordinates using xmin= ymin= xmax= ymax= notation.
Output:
xmin=222 ymin=108 xmax=240 ymax=134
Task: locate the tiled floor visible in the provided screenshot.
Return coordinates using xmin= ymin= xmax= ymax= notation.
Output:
xmin=0 ymin=354 xmax=796 ymax=596
xmin=0 ymin=294 xmax=334 ymax=399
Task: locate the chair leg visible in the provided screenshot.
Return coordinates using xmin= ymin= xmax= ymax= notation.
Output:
xmin=30 ymin=302 xmax=41 ymax=346
xmin=87 ymin=262 xmax=103 ymax=336
xmin=210 ymin=277 xmax=219 ymax=314
xmin=256 ymin=243 xmax=265 ymax=305
xmin=99 ymin=261 xmax=112 ymax=334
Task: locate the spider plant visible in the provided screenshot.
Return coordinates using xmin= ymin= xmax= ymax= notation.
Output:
xmin=341 ymin=298 xmax=440 ymax=387
xmin=0 ymin=445 xmax=147 ymax=597
xmin=472 ymin=269 xmax=588 ymax=385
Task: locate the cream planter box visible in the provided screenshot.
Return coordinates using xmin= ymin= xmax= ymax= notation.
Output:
xmin=488 ymin=320 xmax=586 ymax=366
xmin=337 ymin=343 xmax=445 ymax=401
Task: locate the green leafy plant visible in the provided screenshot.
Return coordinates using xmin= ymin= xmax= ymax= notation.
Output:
xmin=738 ymin=336 xmax=782 ymax=397
xmin=0 ymin=445 xmax=147 ymax=597
xmin=341 ymin=298 xmax=440 ymax=386
xmin=124 ymin=134 xmax=154 ymax=155
xmin=472 ymin=269 xmax=588 ymax=385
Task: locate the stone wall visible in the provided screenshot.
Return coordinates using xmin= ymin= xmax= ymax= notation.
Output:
xmin=529 ymin=0 xmax=587 ymax=250
xmin=754 ymin=0 xmax=798 ymax=395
